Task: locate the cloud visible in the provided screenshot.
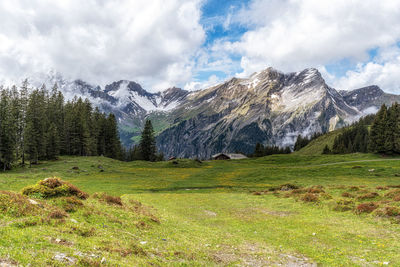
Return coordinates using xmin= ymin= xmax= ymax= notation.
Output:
xmin=334 ymin=47 xmax=400 ymax=92
xmin=184 ymin=74 xmax=220 ymax=91
xmin=211 ymin=0 xmax=400 ymax=91
xmin=0 ymin=0 xmax=205 ymax=90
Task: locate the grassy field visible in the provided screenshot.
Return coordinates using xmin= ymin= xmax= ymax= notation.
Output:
xmin=1 ymin=154 xmax=400 ymax=266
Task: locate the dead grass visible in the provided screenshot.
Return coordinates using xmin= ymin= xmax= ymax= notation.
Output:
xmin=355 ymin=202 xmax=379 ymax=214
xmin=48 ymin=210 xmax=68 ymax=219
xmin=341 ymin=192 xmax=354 ymax=198
xmin=385 ymin=189 xmax=400 ymax=199
xmin=0 ymin=191 xmax=41 ymax=217
xmin=93 ymin=192 xmax=123 ymax=206
xmin=373 ymin=206 xmax=400 ymax=217
xmin=348 ymin=186 xmax=360 ymax=192
xmin=376 ymin=186 xmax=389 ymax=190
xmin=357 ymin=192 xmax=379 ymax=200
xmin=21 ymin=177 xmax=89 ymax=199
xmin=300 ymin=193 xmax=319 ymax=203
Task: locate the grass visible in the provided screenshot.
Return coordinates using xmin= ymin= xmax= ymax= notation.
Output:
xmin=296 ymin=129 xmax=343 ymax=155
xmin=1 ymin=154 xmax=400 ymax=265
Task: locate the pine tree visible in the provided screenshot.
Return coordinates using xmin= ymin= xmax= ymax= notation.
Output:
xmin=19 ymin=80 xmax=29 ymax=165
xmin=46 ymin=123 xmax=60 ymax=160
xmin=253 ymin=143 xmax=264 ymax=157
xmin=322 ymin=145 xmax=331 ymax=154
xmin=25 ymin=90 xmax=46 ymax=165
xmin=104 ymin=114 xmax=121 ymax=159
xmin=0 ymin=90 xmax=16 ymax=170
xmin=140 ymin=120 xmax=156 ymax=161
xmin=369 ymin=104 xmax=387 ymax=153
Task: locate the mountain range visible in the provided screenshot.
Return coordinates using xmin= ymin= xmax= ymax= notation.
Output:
xmin=35 ymin=67 xmax=400 ymax=159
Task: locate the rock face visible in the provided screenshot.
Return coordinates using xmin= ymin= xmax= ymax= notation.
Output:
xmin=38 ymin=67 xmax=400 ymax=158
xmin=157 ymin=68 xmax=360 ymax=158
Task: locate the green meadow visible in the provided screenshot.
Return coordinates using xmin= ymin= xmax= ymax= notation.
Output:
xmin=1 ymin=153 xmax=400 ymax=266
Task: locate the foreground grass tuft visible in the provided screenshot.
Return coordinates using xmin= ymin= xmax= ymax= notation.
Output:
xmin=21 ymin=177 xmax=89 ymax=199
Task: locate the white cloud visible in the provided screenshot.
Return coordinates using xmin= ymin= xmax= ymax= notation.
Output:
xmin=0 ymin=0 xmax=205 ymax=90
xmin=334 ymin=57 xmax=400 ymax=93
xmin=184 ymin=74 xmax=220 ymax=91
xmin=213 ymin=0 xmax=400 ymax=91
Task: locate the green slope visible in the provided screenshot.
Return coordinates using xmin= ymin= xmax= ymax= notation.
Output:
xmin=296 ymin=129 xmax=343 ymax=155
xmin=1 ymin=154 xmax=400 ymax=265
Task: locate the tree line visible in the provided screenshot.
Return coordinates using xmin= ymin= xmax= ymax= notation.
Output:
xmin=0 ymin=81 xmax=122 ymax=170
xmin=252 ymin=143 xmax=291 ymax=157
xmin=325 ymin=103 xmax=400 ymax=155
xmin=294 ymin=132 xmax=324 ymax=151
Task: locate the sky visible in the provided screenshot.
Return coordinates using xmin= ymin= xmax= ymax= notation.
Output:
xmin=1 ymin=0 xmax=400 ymax=93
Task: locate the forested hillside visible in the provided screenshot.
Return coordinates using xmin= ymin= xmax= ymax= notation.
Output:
xmin=0 ymin=81 xmax=122 ymax=170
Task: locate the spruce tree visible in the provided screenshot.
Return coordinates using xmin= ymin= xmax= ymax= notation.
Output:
xmin=140 ymin=120 xmax=156 ymax=161
xmin=46 ymin=123 xmax=60 ymax=160
xmin=253 ymin=143 xmax=264 ymax=157
xmin=369 ymin=104 xmax=387 ymax=153
xmin=322 ymin=145 xmax=331 ymax=154
xmin=0 ymin=90 xmax=16 ymax=170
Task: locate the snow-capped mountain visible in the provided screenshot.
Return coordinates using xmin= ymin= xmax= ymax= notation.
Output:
xmin=25 ymin=67 xmax=400 ymax=158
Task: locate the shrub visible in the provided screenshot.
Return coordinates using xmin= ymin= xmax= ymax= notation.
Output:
xmin=374 ymin=206 xmax=400 ymax=217
xmin=300 ymin=193 xmax=319 ymax=202
xmin=357 ymin=192 xmax=379 ymax=200
xmin=355 ymin=202 xmax=379 ymax=214
xmin=93 ymin=192 xmax=123 ymax=206
xmin=21 ymin=178 xmax=88 ymax=199
xmin=348 ymin=186 xmax=360 ymax=192
xmin=289 ymin=188 xmax=306 ymax=195
xmin=48 ymin=210 xmax=68 ymax=219
xmin=307 ymin=186 xmax=325 ymax=194
xmin=0 ymin=191 xmax=41 ymax=217
xmin=62 ymin=197 xmax=84 ymax=212
xmin=333 ymin=199 xmax=354 ymax=212
xmin=393 ymin=195 xmax=400 ymax=202
xmin=376 ymin=186 xmax=389 ymax=190
xmin=279 ymin=183 xmax=300 ymax=191
xmin=341 ymin=192 xmax=354 ymax=198
xmin=385 ymin=189 xmax=400 ymax=199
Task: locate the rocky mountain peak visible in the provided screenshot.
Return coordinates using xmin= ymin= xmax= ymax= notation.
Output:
xmin=31 ymin=67 xmax=400 ymax=157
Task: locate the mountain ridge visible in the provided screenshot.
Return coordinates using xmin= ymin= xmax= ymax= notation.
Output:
xmin=20 ymin=67 xmax=400 ymax=158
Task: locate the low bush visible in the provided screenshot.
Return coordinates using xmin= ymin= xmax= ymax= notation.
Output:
xmin=341 ymin=192 xmax=354 ymax=198
xmin=48 ymin=210 xmax=68 ymax=219
xmin=385 ymin=189 xmax=400 ymax=199
xmin=376 ymin=186 xmax=389 ymax=190
xmin=0 ymin=191 xmax=41 ymax=217
xmin=300 ymin=193 xmax=319 ymax=202
xmin=357 ymin=192 xmax=379 ymax=200
xmin=289 ymin=188 xmax=306 ymax=195
xmin=93 ymin=192 xmax=123 ymax=206
xmin=21 ymin=178 xmax=88 ymax=199
xmin=374 ymin=206 xmax=400 ymax=217
xmin=348 ymin=186 xmax=360 ymax=192
xmin=307 ymin=186 xmax=325 ymax=194
xmin=61 ymin=197 xmax=84 ymax=212
xmin=279 ymin=183 xmax=300 ymax=191
xmin=269 ymin=183 xmax=300 ymax=192
xmin=332 ymin=199 xmax=354 ymax=212
xmin=355 ymin=202 xmax=379 ymax=214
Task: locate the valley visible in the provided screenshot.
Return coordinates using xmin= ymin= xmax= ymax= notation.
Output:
xmin=1 ymin=153 xmax=400 ymax=266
